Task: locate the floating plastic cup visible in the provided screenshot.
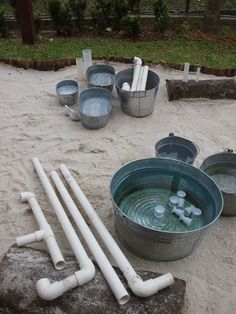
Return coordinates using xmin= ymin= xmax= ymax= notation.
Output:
xmin=115 ymin=68 xmax=160 ymax=117
xmin=155 ymin=133 xmax=199 ymax=165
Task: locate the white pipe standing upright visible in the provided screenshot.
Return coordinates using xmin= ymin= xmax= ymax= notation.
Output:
xmin=50 ymin=171 xmax=130 ymax=305
xmin=131 ymin=57 xmax=142 ymax=91
xmin=32 ymin=158 xmax=95 ymax=301
xmin=140 ymin=65 xmax=149 ymax=91
xmin=16 ymin=192 xmax=65 ymax=271
xmin=183 ymin=62 xmax=190 ymax=82
xmin=60 ymin=164 xmax=175 ymax=298
xmin=136 ymin=66 xmax=144 ymax=91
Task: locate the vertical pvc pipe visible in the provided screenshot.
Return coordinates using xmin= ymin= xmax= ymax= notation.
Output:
xmin=183 ymin=62 xmax=190 ymax=82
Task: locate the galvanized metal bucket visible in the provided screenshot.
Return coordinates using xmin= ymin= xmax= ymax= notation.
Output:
xmin=79 ymin=87 xmax=112 ymax=129
xmin=155 ymin=133 xmax=200 ymax=165
xmin=86 ymin=64 xmax=115 ymax=92
xmin=56 ymin=80 xmax=79 ymax=106
xmin=110 ymin=157 xmax=223 ymax=261
xmin=200 ymin=149 xmax=236 ymax=216
xmin=115 ymin=68 xmax=160 ymax=117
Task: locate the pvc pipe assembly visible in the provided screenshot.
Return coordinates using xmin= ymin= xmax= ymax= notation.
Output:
xmin=50 ymin=171 xmax=130 ymax=305
xmin=16 ymin=192 xmax=65 ymax=271
xmin=32 ymin=158 xmax=95 ymax=301
xmin=60 ymin=164 xmax=175 ymax=298
xmin=131 ymin=57 xmax=142 ymax=91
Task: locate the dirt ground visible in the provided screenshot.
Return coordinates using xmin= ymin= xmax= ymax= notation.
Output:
xmin=0 ymin=62 xmax=235 ymax=314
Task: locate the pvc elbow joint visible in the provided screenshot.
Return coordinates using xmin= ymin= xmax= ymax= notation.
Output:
xmin=133 ymin=57 xmax=142 ymax=66
xmin=36 ymin=278 xmax=65 ymax=301
xmin=128 ymin=273 xmax=174 ymax=297
xmin=75 ymin=261 xmax=95 ymax=285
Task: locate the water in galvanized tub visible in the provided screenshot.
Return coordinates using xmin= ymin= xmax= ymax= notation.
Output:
xmin=90 ymin=73 xmax=113 ymax=86
xmin=157 ymin=144 xmax=195 ymax=164
xmin=82 ymin=97 xmax=109 ymax=116
xmin=204 ymin=163 xmax=236 ymax=194
xmin=57 ymin=85 xmax=78 ymax=95
xmin=115 ymin=169 xmax=209 ymax=232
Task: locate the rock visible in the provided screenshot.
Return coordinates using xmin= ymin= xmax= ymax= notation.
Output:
xmin=105 ymin=27 xmax=112 ymax=32
xmin=0 ymin=245 xmax=186 ymax=313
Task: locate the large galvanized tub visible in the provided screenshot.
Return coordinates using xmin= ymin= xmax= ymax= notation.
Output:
xmin=110 ymin=158 xmax=223 ymax=261
xmin=56 ymin=80 xmax=79 ymax=106
xmin=115 ymin=68 xmax=160 ymax=117
xmin=155 ymin=133 xmax=199 ymax=165
xmin=200 ymin=150 xmax=236 ymax=216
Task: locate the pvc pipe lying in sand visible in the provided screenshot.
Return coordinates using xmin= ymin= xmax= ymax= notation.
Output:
xmin=60 ymin=164 xmax=175 ymax=298
xmin=16 ymin=192 xmax=65 ymax=271
xmin=32 ymin=158 xmax=95 ymax=301
xmin=140 ymin=65 xmax=149 ymax=91
xmin=50 ymin=171 xmax=130 ymax=305
xmin=131 ymin=57 xmax=142 ymax=91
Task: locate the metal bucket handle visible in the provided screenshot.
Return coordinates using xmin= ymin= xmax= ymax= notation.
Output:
xmin=224 ymin=148 xmax=234 ymax=153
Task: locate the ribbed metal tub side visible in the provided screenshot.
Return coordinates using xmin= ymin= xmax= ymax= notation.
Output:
xmin=200 ymin=151 xmax=236 ymax=216
xmin=115 ymin=68 xmax=160 ymax=117
xmin=56 ymin=80 xmax=79 ymax=106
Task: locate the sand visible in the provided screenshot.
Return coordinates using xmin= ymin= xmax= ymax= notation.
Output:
xmin=0 ymin=62 xmax=235 ymax=314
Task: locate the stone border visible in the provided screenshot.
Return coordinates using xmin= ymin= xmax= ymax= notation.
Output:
xmin=0 ymin=56 xmax=235 ymax=77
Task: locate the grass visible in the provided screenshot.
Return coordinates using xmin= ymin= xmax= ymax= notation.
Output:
xmin=0 ymin=36 xmax=235 ymax=68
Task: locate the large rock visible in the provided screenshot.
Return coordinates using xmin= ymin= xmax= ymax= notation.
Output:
xmin=0 ymin=245 xmax=186 ymax=313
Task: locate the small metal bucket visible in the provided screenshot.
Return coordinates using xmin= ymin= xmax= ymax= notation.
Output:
xmin=86 ymin=64 xmax=115 ymax=92
xmin=79 ymin=87 xmax=112 ymax=130
xmin=115 ymin=68 xmax=160 ymax=117
xmin=56 ymin=80 xmax=79 ymax=106
xmin=110 ymin=158 xmax=223 ymax=261
xmin=155 ymin=133 xmax=199 ymax=165
xmin=200 ymin=149 xmax=236 ymax=216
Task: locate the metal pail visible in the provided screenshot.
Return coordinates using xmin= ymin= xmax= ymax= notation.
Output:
xmin=155 ymin=133 xmax=200 ymax=165
xmin=115 ymin=68 xmax=160 ymax=117
xmin=86 ymin=64 xmax=115 ymax=92
xmin=79 ymin=87 xmax=112 ymax=129
xmin=200 ymin=149 xmax=236 ymax=216
xmin=110 ymin=158 xmax=223 ymax=261
xmin=56 ymin=80 xmax=79 ymax=106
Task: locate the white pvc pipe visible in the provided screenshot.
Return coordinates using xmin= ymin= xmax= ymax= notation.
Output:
xmin=183 ymin=62 xmax=190 ymax=82
xmin=122 ymin=82 xmax=131 ymax=91
xmin=136 ymin=66 xmax=144 ymax=91
xmin=50 ymin=171 xmax=130 ymax=305
xmin=195 ymin=67 xmax=201 ymax=82
xmin=131 ymin=57 xmax=142 ymax=91
xmin=140 ymin=65 xmax=149 ymax=91
xmin=16 ymin=192 xmax=65 ymax=271
xmin=32 ymin=158 xmax=95 ymax=301
xmin=60 ymin=164 xmax=175 ymax=298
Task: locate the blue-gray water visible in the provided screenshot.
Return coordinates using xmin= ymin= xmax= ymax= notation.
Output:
xmin=115 ymin=169 xmax=213 ymax=232
xmin=57 ymin=85 xmax=78 ymax=95
xmin=82 ymin=97 xmax=109 ymax=116
xmin=90 ymin=72 xmax=113 ymax=86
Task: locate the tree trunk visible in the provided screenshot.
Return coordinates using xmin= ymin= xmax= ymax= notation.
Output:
xmin=166 ymin=79 xmax=236 ymax=101
xmin=202 ymin=0 xmax=223 ymax=34
xmin=185 ymin=0 xmax=191 ymax=14
xmin=15 ymin=0 xmax=35 ymax=44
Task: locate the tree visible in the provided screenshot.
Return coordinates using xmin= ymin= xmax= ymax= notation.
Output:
xmin=202 ymin=0 xmax=224 ymax=34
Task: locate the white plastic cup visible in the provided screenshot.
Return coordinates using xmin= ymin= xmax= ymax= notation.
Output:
xmin=76 ymin=58 xmax=84 ymax=81
xmin=82 ymin=49 xmax=92 ymax=78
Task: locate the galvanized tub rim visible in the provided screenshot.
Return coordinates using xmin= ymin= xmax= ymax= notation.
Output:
xmin=79 ymin=87 xmax=112 ymax=118
xmin=110 ymin=157 xmax=224 ymax=235
xmin=86 ymin=64 xmax=115 ymax=90
xmin=56 ymin=79 xmax=79 ymax=97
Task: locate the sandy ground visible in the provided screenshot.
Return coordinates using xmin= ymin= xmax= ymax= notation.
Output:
xmin=0 ymin=62 xmax=235 ymax=314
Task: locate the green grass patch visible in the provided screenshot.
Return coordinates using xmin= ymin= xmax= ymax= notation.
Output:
xmin=0 ymin=36 xmax=235 ymax=68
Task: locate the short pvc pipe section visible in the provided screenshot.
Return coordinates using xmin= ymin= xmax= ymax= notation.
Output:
xmin=32 ymin=157 xmax=95 ymax=300
xmin=16 ymin=192 xmax=65 ymax=271
xmin=50 ymin=170 xmax=130 ymax=305
xmin=60 ymin=164 xmax=175 ymax=298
